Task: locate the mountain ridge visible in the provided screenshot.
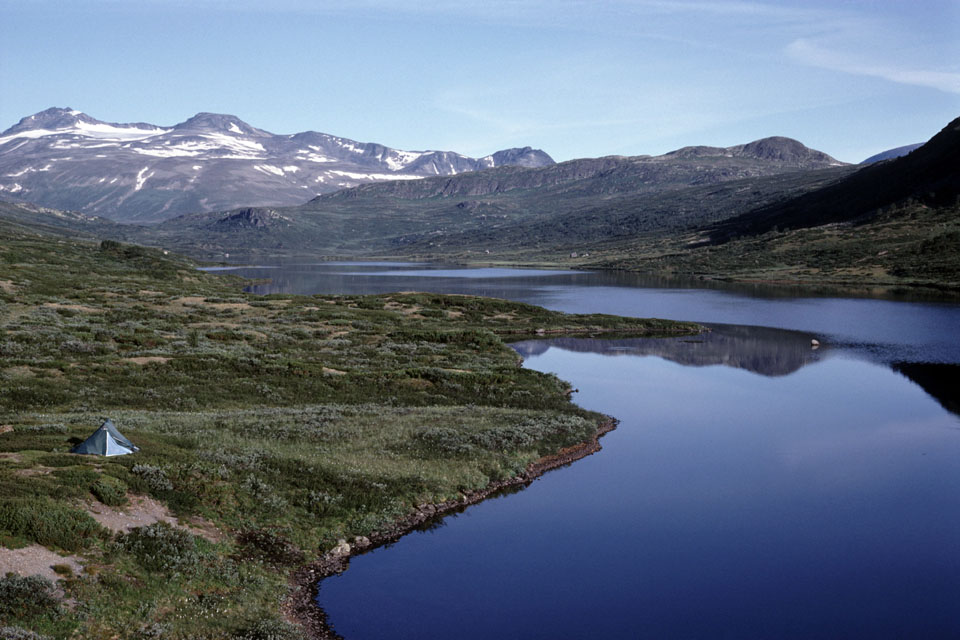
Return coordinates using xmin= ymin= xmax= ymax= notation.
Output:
xmin=0 ymin=107 xmax=554 ymax=222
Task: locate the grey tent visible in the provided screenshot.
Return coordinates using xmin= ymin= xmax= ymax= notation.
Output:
xmin=71 ymin=419 xmax=139 ymax=456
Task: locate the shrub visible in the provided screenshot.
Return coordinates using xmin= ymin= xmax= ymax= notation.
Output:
xmin=116 ymin=522 xmax=203 ymax=573
xmin=51 ymin=564 xmax=72 ymax=577
xmin=233 ymin=618 xmax=304 ymax=640
xmin=236 ymin=528 xmax=304 ymax=567
xmin=0 ymin=574 xmax=60 ymax=620
xmin=0 ymin=627 xmax=50 ymax=640
xmin=0 ymin=499 xmax=104 ymax=552
xmin=91 ymin=477 xmax=128 ymax=507
xmin=130 ymin=464 xmax=173 ymax=493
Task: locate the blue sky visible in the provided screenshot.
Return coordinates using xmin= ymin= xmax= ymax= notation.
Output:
xmin=1 ymin=0 xmax=958 ymax=162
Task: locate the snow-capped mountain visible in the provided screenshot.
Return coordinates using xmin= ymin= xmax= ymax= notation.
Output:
xmin=0 ymin=108 xmax=554 ymax=222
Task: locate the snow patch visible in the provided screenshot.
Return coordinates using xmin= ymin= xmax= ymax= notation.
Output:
xmin=133 ymin=133 xmax=264 ymax=159
xmin=228 ymin=122 xmax=243 ymax=134
xmin=254 ymin=164 xmax=285 ymax=177
xmin=74 ymin=120 xmax=170 ymax=140
xmin=329 ymin=170 xmax=424 ymax=181
xmin=0 ymin=120 xmax=167 ymax=145
xmin=297 ymin=148 xmax=335 ymax=163
xmin=0 ymin=183 xmax=23 ymax=193
xmin=384 ymin=150 xmax=425 ymax=171
xmin=281 ymin=165 xmax=299 ymax=173
xmin=203 ymin=132 xmax=265 ymax=153
xmin=4 ymin=163 xmax=57 ymax=178
xmin=337 ymin=140 xmax=366 ymax=154
xmin=135 ymin=166 xmax=153 ymax=191
xmin=192 ymin=165 xmax=203 ymax=170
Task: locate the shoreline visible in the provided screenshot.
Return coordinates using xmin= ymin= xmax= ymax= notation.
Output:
xmin=284 ymin=416 xmax=619 ymax=640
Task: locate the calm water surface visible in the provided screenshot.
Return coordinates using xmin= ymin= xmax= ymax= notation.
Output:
xmin=215 ymin=263 xmax=960 ymax=638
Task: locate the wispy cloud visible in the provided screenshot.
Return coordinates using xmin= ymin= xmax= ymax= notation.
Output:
xmin=786 ymin=38 xmax=960 ymax=95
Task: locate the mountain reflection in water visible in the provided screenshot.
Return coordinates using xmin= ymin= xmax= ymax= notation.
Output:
xmin=893 ymin=362 xmax=960 ymax=418
xmin=513 ymin=326 xmax=960 ymax=420
xmin=512 ymin=323 xmax=826 ymax=378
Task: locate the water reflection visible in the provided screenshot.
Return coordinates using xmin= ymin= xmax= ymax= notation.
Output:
xmin=513 ymin=331 xmax=960 ymax=418
xmin=893 ymin=362 xmax=960 ymax=418
xmin=215 ymin=262 xmax=960 ymax=364
xmin=318 ymin=338 xmax=960 ymax=640
xmin=513 ymin=323 xmax=826 ymax=377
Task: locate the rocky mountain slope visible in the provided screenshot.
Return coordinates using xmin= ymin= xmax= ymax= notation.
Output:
xmin=0 ymin=107 xmax=553 ymax=222
xmin=311 ymin=136 xmax=846 ymax=203
xmin=118 ymin=135 xmax=848 ymax=258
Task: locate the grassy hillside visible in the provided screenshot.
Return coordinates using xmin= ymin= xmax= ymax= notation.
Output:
xmin=586 ymin=202 xmax=960 ymax=293
xmin=0 ymin=227 xmax=697 ymax=639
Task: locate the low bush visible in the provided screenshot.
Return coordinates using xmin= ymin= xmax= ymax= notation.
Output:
xmin=130 ymin=464 xmax=173 ymax=494
xmin=0 ymin=626 xmax=50 ymax=640
xmin=0 ymin=499 xmax=104 ymax=552
xmin=0 ymin=574 xmax=60 ymax=620
xmin=91 ymin=476 xmax=128 ymax=507
xmin=116 ymin=522 xmax=203 ymax=573
xmin=236 ymin=528 xmax=304 ymax=566
xmin=233 ymin=618 xmax=305 ymax=640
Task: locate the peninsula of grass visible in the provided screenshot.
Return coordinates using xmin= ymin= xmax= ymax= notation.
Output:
xmin=0 ymin=228 xmax=700 ymax=639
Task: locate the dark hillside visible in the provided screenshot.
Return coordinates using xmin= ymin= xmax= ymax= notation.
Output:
xmin=708 ymin=117 xmax=960 ymax=242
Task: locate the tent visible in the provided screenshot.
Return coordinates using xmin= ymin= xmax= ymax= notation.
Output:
xmin=71 ymin=419 xmax=139 ymax=456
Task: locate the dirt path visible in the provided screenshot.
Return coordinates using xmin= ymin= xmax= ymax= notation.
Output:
xmin=0 ymin=545 xmax=83 ymax=583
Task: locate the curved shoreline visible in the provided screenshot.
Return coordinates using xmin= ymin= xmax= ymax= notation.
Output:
xmin=284 ymin=416 xmax=619 ymax=640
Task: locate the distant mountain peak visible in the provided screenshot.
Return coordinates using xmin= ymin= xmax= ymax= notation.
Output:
xmin=2 ymin=107 xmax=99 ymax=135
xmin=485 ymin=147 xmax=554 ymax=168
xmin=0 ymin=107 xmax=554 ymax=222
xmin=173 ymin=112 xmax=263 ymax=136
xmin=737 ymin=137 xmax=837 ymax=163
xmin=666 ymin=136 xmax=844 ymax=167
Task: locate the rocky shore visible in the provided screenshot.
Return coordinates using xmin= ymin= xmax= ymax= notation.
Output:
xmin=284 ymin=417 xmax=618 ymax=640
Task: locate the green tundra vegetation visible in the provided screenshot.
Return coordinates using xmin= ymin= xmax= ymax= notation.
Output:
xmin=582 ymin=202 xmax=960 ymax=293
xmin=0 ymin=226 xmax=698 ymax=639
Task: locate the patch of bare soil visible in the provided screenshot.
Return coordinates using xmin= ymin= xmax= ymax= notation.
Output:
xmin=15 ymin=466 xmax=54 ymax=477
xmin=173 ymin=296 xmax=206 ymax=305
xmin=4 ymin=366 xmax=35 ymax=378
xmin=121 ymin=356 xmax=171 ymax=365
xmin=42 ymin=302 xmax=101 ymax=313
xmin=0 ymin=544 xmax=83 ymax=584
xmin=384 ymin=302 xmax=422 ymax=315
xmin=171 ymin=296 xmax=252 ymax=311
xmin=0 ymin=279 xmax=16 ymax=293
xmin=86 ymin=495 xmax=224 ymax=542
xmin=322 ymin=367 xmax=347 ymax=375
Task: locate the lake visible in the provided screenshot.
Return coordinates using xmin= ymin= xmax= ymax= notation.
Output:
xmin=214 ymin=262 xmax=960 ymax=639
